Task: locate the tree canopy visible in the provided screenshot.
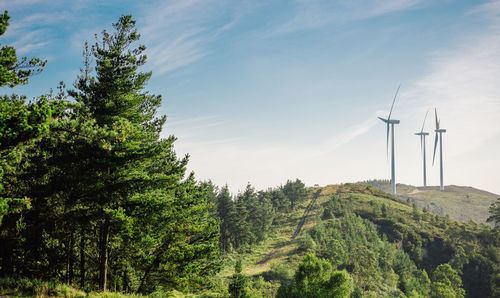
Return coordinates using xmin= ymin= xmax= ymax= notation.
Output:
xmin=0 ymin=14 xmax=219 ymax=294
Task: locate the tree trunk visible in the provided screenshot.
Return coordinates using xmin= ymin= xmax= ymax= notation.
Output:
xmin=99 ymin=218 xmax=110 ymax=291
xmin=0 ymin=238 xmax=14 ymax=277
xmin=67 ymin=228 xmax=75 ymax=285
xmin=122 ymin=266 xmax=129 ymax=292
xmin=137 ymin=256 xmax=160 ymax=293
xmin=79 ymin=226 xmax=85 ymax=289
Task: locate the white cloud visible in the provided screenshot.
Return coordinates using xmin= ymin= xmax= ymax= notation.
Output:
xmin=270 ymin=0 xmax=426 ymax=35
xmin=0 ymin=0 xmax=44 ymax=9
xmin=138 ymin=0 xmax=246 ymax=74
xmin=319 ymin=116 xmax=379 ymax=155
xmin=145 ymin=28 xmax=208 ymax=75
xmin=403 ymin=22 xmax=500 ymax=159
xmin=10 ymin=29 xmax=50 ymax=55
xmin=2 ymin=11 xmax=73 ymax=55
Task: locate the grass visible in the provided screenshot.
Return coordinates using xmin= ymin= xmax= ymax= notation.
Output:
xmin=361 ymin=180 xmax=499 ymax=223
xmin=5 ymin=182 xmax=492 ymax=297
xmin=0 ymin=277 xmax=209 ymax=298
xmin=211 ymin=183 xmax=495 ymax=297
xmin=0 ymin=277 xmax=86 ymax=297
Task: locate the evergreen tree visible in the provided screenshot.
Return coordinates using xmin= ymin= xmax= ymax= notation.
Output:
xmin=0 ymin=12 xmax=67 ymax=276
xmin=431 ymin=264 xmax=465 ymax=298
xmin=217 ymin=186 xmax=235 ymax=252
xmin=228 ymin=259 xmax=249 ymax=298
xmin=1 ymin=14 xmax=219 ymax=293
xmin=0 ymin=11 xmax=46 ymax=87
xmin=277 ymin=254 xmax=353 ymax=298
xmin=282 ymin=179 xmax=307 ymax=209
xmin=487 ymin=198 xmax=500 ymax=229
xmin=67 ymin=15 xmax=219 ymax=292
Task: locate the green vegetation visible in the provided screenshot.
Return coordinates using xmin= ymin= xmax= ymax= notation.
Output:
xmin=0 ymin=11 xmax=46 ymax=87
xmin=204 ymin=183 xmax=499 ymax=297
xmin=1 ymin=12 xmax=499 ymax=298
xmin=1 ymin=14 xmax=218 ymax=295
xmin=276 ymin=254 xmax=353 ymax=298
xmin=361 ymin=179 xmax=499 ymax=223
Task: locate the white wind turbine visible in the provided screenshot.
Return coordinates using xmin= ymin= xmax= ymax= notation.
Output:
xmin=415 ymin=110 xmax=430 ymax=187
xmin=378 ymin=85 xmax=401 ymax=196
xmin=432 ymin=108 xmax=447 ymax=191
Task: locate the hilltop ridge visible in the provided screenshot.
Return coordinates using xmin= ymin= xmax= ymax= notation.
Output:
xmin=210 ymin=182 xmax=498 ymax=297
xmin=360 ymin=180 xmax=499 ymax=223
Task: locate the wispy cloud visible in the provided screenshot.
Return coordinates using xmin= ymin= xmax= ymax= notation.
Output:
xmin=319 ymin=116 xmax=379 ymax=155
xmin=401 ymin=3 xmax=500 ymax=159
xmin=2 ymin=10 xmax=73 ymax=55
xmin=0 ymin=0 xmax=44 ymax=9
xmin=138 ymin=0 xmax=248 ymax=75
xmin=270 ymin=0 xmax=425 ymax=35
xmin=145 ymin=28 xmax=208 ymax=75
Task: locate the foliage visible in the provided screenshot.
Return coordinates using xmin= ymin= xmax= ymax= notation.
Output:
xmin=0 ymin=11 xmax=65 ymax=225
xmin=0 ymin=277 xmax=85 ymax=297
xmin=276 ymin=254 xmax=352 ymax=298
xmin=282 ymin=179 xmax=308 ymax=209
xmin=487 ymin=198 xmax=500 ymax=228
xmin=0 ymin=14 xmax=219 ymax=295
xmin=212 ymin=180 xmax=308 ymax=252
xmin=362 ymin=179 xmax=498 ymax=224
xmin=430 ymin=264 xmax=465 ymax=298
xmin=0 ymin=11 xmax=46 ymax=87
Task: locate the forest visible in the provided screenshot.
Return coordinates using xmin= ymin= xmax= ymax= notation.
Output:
xmin=1 ymin=12 xmax=500 ymax=297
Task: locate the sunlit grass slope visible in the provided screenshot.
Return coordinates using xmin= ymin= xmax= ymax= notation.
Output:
xmin=361 ymin=179 xmax=499 ymax=223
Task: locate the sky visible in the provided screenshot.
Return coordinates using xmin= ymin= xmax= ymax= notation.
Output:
xmin=1 ymin=0 xmax=500 ymax=195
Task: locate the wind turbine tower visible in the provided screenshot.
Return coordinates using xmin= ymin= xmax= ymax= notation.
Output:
xmin=378 ymin=85 xmax=401 ymax=196
xmin=432 ymin=108 xmax=446 ymax=191
xmin=415 ymin=110 xmax=430 ymax=187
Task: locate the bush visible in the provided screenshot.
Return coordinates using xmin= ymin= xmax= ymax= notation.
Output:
xmin=0 ymin=277 xmax=85 ymax=297
xmin=297 ymin=234 xmax=316 ymax=252
xmin=261 ymin=262 xmax=293 ymax=283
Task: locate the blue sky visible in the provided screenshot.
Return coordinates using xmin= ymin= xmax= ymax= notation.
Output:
xmin=2 ymin=0 xmax=500 ymax=194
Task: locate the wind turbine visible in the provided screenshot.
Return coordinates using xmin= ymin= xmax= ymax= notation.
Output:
xmin=432 ymin=108 xmax=446 ymax=191
xmin=378 ymin=85 xmax=401 ymax=196
xmin=415 ymin=110 xmax=430 ymax=187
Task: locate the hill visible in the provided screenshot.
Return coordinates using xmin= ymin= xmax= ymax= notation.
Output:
xmin=211 ymin=183 xmax=499 ymax=297
xmin=3 ymin=182 xmax=499 ymax=297
xmin=360 ymin=180 xmax=499 ymax=223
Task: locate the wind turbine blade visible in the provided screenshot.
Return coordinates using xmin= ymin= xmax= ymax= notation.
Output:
xmin=386 ymin=123 xmax=390 ymax=162
xmin=432 ymin=132 xmax=438 ymax=165
xmin=421 ymin=109 xmax=429 ymax=133
xmin=420 ymin=135 xmax=423 ymax=157
xmin=435 ymin=108 xmax=439 ymax=130
xmin=388 ymin=84 xmax=401 ymax=120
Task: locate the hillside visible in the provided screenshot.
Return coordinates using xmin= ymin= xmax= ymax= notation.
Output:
xmin=360 ymin=180 xmax=499 ymax=223
xmin=212 ymin=183 xmax=499 ymax=297
xmin=3 ymin=182 xmax=499 ymax=297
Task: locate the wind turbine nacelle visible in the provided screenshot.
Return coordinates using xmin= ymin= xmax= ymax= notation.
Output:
xmin=415 ymin=132 xmax=429 ymax=136
xmin=378 ymin=117 xmax=400 ymax=124
xmin=435 ymin=129 xmax=446 ymax=133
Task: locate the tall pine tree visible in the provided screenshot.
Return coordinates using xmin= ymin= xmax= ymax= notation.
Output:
xmin=66 ymin=15 xmax=219 ymax=292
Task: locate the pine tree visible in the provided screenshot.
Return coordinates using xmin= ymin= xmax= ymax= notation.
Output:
xmin=0 ymin=12 xmax=66 ymax=277
xmin=217 ymin=186 xmax=236 ymax=252
xmin=65 ymin=15 xmax=219 ymax=292
xmin=0 ymin=11 xmax=46 ymax=87
xmin=282 ymin=179 xmax=307 ymax=209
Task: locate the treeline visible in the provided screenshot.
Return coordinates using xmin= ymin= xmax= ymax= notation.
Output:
xmin=224 ymin=183 xmax=500 ymax=297
xmin=307 ymin=184 xmax=500 ymax=297
xmin=0 ymin=14 xmax=218 ymax=294
xmin=208 ymin=179 xmax=308 ymax=252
